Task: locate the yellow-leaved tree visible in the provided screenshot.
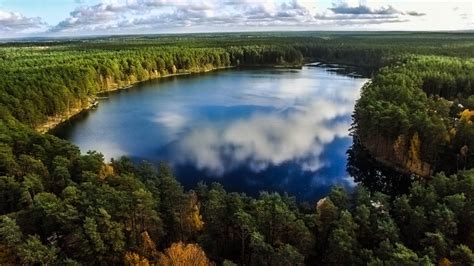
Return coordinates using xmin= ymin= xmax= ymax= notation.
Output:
xmin=459 ymin=109 xmax=474 ymax=122
xmin=124 ymin=231 xmax=160 ymax=265
xmin=124 ymin=252 xmax=150 ymax=266
xmin=186 ymin=192 xmax=204 ymax=229
xmin=407 ymin=132 xmax=428 ymax=175
xmin=438 ymin=257 xmax=453 ymax=266
xmin=158 ymin=242 xmax=212 ymax=266
xmin=99 ymin=164 xmax=114 ymax=179
xmin=139 ymin=231 xmax=160 ymax=263
xmin=179 ymin=191 xmax=204 ymax=240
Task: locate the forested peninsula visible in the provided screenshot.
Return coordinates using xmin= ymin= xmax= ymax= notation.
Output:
xmin=1 ymin=32 xmax=474 ymax=265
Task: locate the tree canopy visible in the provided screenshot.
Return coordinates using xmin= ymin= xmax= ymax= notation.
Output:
xmin=1 ymin=32 xmax=474 ymax=265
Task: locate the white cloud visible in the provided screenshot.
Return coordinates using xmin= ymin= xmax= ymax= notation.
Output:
xmin=3 ymin=0 xmax=469 ymax=37
xmin=312 ymin=1 xmax=431 ymax=27
xmin=46 ymin=0 xmax=448 ymax=35
xmin=0 ymin=9 xmax=46 ymax=33
xmin=354 ymin=0 xmax=473 ymax=31
xmin=49 ymin=0 xmax=322 ymax=33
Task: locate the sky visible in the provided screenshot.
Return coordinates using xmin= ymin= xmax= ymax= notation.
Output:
xmin=0 ymin=0 xmax=472 ymax=37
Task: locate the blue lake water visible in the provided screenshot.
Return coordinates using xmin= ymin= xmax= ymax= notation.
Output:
xmin=54 ymin=67 xmax=368 ymax=201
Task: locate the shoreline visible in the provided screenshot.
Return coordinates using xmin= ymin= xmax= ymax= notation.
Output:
xmin=37 ymin=65 xmax=239 ymax=134
xmin=38 ymin=62 xmax=363 ymax=134
xmin=37 ymin=61 xmax=369 ymax=134
xmin=36 ymin=99 xmax=96 ymax=134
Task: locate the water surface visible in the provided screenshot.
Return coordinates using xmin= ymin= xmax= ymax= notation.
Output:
xmin=55 ymin=67 xmax=368 ymax=201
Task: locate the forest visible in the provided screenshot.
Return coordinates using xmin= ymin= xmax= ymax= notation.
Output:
xmin=1 ymin=32 xmax=474 ymax=265
xmin=354 ymin=56 xmax=474 ymax=175
xmin=1 ymin=32 xmax=473 ymax=129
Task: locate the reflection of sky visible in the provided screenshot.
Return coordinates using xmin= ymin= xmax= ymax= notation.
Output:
xmin=57 ymin=67 xmax=367 ymax=201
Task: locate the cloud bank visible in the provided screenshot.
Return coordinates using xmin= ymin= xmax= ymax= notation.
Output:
xmin=38 ymin=0 xmax=430 ymax=35
xmin=0 ymin=9 xmax=46 ymax=33
xmin=49 ymin=0 xmax=319 ymax=33
xmin=314 ymin=2 xmax=427 ymax=25
xmin=1 ymin=1 xmax=468 ymax=38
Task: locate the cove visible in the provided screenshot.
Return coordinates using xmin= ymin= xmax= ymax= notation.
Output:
xmin=53 ymin=66 xmax=368 ymax=201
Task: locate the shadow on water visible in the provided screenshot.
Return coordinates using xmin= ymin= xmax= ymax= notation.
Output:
xmin=49 ymin=109 xmax=96 ymax=139
xmin=346 ymin=136 xmax=415 ymax=196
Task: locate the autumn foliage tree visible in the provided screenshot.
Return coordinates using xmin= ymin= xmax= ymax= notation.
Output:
xmin=158 ymin=242 xmax=212 ymax=266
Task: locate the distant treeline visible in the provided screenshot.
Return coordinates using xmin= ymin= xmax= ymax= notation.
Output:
xmin=1 ymin=32 xmax=473 ymax=128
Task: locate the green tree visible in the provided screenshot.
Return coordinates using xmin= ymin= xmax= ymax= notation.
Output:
xmin=451 ymin=244 xmax=474 ymax=265
xmin=17 ymin=235 xmax=58 ymax=265
xmin=325 ymin=210 xmax=358 ymax=265
xmin=233 ymin=209 xmax=256 ymax=264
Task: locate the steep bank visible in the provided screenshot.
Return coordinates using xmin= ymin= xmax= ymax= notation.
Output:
xmin=358 ymin=133 xmax=432 ymax=177
xmin=3 ymin=43 xmax=309 ymax=132
xmin=36 ymin=65 xmax=236 ymax=133
xmin=36 ymin=98 xmax=96 ymax=134
xmin=38 ymin=61 xmax=363 ymax=134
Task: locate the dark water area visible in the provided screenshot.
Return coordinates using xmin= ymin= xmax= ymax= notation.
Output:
xmin=53 ymin=66 xmax=368 ymax=201
xmin=346 ymin=137 xmax=415 ymax=197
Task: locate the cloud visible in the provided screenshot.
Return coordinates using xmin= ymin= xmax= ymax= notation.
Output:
xmin=0 ymin=9 xmax=46 ymax=33
xmin=314 ymin=13 xmax=408 ymax=25
xmin=48 ymin=0 xmax=319 ymax=33
xmin=49 ymin=2 xmax=127 ymax=32
xmin=459 ymin=11 xmax=473 ymax=21
xmin=405 ymin=11 xmax=426 ymax=17
xmin=329 ymin=3 xmax=425 ymax=17
xmin=330 ymin=3 xmax=401 ymax=15
xmin=45 ymin=0 xmax=429 ymax=34
xmin=314 ymin=1 xmax=426 ymax=26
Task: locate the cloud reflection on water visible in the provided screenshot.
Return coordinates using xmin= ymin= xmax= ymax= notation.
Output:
xmin=170 ymin=77 xmax=363 ymax=176
xmin=58 ymin=67 xmax=368 ymax=200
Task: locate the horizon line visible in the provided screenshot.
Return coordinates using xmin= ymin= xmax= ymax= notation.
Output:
xmin=1 ymin=29 xmax=474 ymax=43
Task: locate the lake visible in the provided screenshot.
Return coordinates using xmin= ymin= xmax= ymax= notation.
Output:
xmin=54 ymin=66 xmax=368 ymax=201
